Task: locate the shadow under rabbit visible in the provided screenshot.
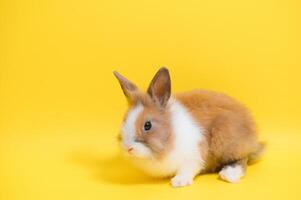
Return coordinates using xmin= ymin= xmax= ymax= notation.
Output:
xmin=69 ymin=149 xmax=168 ymax=185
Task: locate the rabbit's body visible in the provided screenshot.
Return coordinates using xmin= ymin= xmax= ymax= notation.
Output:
xmin=176 ymin=90 xmax=259 ymax=172
xmin=114 ymin=68 xmax=264 ymax=187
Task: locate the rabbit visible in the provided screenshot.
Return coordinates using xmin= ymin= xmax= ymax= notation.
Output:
xmin=113 ymin=67 xmax=265 ymax=187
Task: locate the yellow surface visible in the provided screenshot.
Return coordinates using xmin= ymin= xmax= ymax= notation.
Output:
xmin=1 ymin=0 xmax=301 ymax=199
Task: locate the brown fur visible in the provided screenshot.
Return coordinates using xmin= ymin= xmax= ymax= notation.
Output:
xmin=176 ymin=90 xmax=260 ymax=172
xmin=135 ymin=104 xmax=174 ymax=160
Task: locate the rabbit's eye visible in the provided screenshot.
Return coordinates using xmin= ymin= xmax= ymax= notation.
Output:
xmin=144 ymin=121 xmax=152 ymax=131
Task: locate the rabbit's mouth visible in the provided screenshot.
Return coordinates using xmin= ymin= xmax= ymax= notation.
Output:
xmin=121 ymin=140 xmax=153 ymax=159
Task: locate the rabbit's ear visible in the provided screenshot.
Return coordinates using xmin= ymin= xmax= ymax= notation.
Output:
xmin=113 ymin=71 xmax=138 ymax=99
xmin=147 ymin=67 xmax=171 ymax=108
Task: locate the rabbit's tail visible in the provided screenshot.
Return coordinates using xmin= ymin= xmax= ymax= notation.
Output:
xmin=248 ymin=142 xmax=266 ymax=164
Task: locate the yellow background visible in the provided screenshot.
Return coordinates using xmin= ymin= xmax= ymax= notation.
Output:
xmin=1 ymin=0 xmax=301 ymax=199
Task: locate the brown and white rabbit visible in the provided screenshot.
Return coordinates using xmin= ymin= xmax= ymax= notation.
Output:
xmin=113 ymin=67 xmax=264 ymax=187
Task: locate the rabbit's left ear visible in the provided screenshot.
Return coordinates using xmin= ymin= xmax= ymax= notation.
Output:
xmin=113 ymin=71 xmax=138 ymax=99
xmin=147 ymin=67 xmax=171 ymax=108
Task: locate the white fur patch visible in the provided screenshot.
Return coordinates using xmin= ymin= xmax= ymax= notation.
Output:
xmin=219 ymin=165 xmax=244 ymax=183
xmin=121 ymin=104 xmax=153 ymax=158
xmin=167 ymin=99 xmax=205 ymax=172
xmin=122 ymin=104 xmax=143 ymax=147
xmin=131 ymin=98 xmax=205 ymax=178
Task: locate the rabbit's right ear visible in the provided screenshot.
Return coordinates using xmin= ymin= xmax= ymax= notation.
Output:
xmin=113 ymin=71 xmax=138 ymax=99
xmin=147 ymin=67 xmax=171 ymax=108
